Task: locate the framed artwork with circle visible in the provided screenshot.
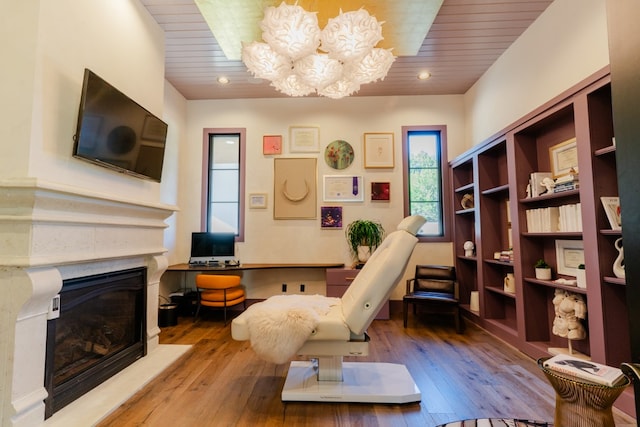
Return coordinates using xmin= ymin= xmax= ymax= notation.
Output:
xmin=324 ymin=140 xmax=354 ymax=170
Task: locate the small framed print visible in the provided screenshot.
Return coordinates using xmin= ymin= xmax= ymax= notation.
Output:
xmin=555 ymin=239 xmax=585 ymax=276
xmin=321 ymin=206 xmax=343 ymax=229
xmin=248 ymin=193 xmax=268 ymax=209
xmin=549 ymin=138 xmax=578 ymax=178
xmin=371 ymin=182 xmax=390 ymax=201
xmin=600 ymin=196 xmax=621 ymax=230
xmin=364 ymin=132 xmax=394 ymax=168
xmin=290 ymin=126 xmax=320 ymax=153
xmin=263 ymin=135 xmax=282 ymax=155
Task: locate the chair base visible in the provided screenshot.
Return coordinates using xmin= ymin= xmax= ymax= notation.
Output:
xmin=281 ymin=360 xmax=421 ymax=404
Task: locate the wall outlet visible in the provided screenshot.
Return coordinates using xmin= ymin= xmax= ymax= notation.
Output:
xmin=300 ymin=283 xmax=305 ymax=292
xmin=48 ymin=294 xmax=61 ymax=320
xmin=282 ymin=283 xmax=287 ymax=292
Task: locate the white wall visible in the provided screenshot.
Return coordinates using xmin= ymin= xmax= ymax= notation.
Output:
xmin=0 ymin=0 xmax=173 ymax=206
xmin=166 ymin=95 xmax=465 ymax=299
xmin=464 ymin=0 xmax=611 ymax=147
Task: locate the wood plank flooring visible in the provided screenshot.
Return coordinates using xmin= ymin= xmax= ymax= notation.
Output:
xmin=97 ymin=311 xmax=637 ymax=427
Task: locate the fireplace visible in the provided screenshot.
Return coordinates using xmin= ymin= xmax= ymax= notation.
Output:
xmin=0 ymin=180 xmax=177 ymax=427
xmin=44 ymin=267 xmax=148 ymax=418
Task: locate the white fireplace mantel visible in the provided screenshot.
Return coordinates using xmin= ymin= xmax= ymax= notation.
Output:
xmin=0 ymin=178 xmax=177 ymax=427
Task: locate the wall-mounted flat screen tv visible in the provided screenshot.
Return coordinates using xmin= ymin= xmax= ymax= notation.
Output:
xmin=73 ymin=68 xmax=168 ymax=182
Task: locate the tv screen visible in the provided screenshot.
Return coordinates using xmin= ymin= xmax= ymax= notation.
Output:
xmin=190 ymin=232 xmax=236 ymax=263
xmin=73 ymin=68 xmax=168 ymax=182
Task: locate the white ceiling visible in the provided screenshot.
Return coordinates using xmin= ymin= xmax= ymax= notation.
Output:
xmin=141 ymin=0 xmax=554 ymax=100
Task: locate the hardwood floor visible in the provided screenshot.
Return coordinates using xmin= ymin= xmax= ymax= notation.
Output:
xmin=98 ymin=311 xmax=636 ymax=427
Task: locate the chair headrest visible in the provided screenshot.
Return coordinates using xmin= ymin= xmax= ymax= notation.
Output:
xmin=396 ymin=215 xmax=426 ymax=236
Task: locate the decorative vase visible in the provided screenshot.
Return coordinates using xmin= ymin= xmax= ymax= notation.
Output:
xmin=576 ymin=269 xmax=587 ymax=289
xmin=613 ymin=237 xmax=625 ymax=279
xmin=503 ymin=273 xmax=516 ymax=293
xmin=357 ymin=246 xmax=372 ymax=263
xmin=535 ymin=267 xmax=552 ymax=280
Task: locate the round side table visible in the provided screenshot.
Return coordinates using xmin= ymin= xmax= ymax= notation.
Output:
xmin=537 ymin=358 xmax=630 ymax=427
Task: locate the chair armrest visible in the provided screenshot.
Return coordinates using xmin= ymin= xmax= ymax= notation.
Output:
xmin=406 ymin=278 xmax=415 ymax=294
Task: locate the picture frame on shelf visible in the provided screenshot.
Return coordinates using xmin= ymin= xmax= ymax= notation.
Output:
xmin=248 ymin=193 xmax=268 ymax=209
xmin=262 ymin=135 xmax=282 ymax=155
xmin=363 ymin=132 xmax=394 ymax=168
xmin=289 ymin=126 xmax=320 ymax=153
xmin=323 ymin=175 xmax=364 ymax=202
xmin=555 ymin=239 xmax=585 ymax=276
xmin=549 ymin=138 xmax=578 ymax=178
xmin=600 ymin=196 xmax=621 ymax=230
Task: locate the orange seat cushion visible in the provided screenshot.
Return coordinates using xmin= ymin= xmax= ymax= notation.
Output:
xmin=196 ymin=274 xmax=241 ymax=289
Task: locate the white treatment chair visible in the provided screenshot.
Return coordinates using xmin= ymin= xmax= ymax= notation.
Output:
xmin=231 ymin=215 xmax=426 ymax=403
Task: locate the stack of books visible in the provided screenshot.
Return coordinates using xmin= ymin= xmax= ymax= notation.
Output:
xmin=526 ymin=203 xmax=582 ymax=232
xmin=554 ymin=172 xmax=580 ymax=193
xmin=543 ymin=354 xmax=626 ymax=386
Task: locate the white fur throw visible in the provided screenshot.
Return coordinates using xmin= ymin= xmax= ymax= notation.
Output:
xmin=243 ymin=294 xmax=339 ymax=364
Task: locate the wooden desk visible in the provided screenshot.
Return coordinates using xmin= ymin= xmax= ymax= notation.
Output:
xmin=165 ymin=263 xmax=345 ymax=297
xmin=167 ymin=263 xmax=344 ymax=272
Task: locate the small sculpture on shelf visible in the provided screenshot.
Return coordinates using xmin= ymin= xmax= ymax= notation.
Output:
xmin=613 ymin=237 xmax=625 ymax=279
xmin=552 ymin=289 xmax=587 ymax=355
xmin=539 ymin=177 xmax=556 ymax=195
xmin=463 ymin=241 xmax=475 ymax=257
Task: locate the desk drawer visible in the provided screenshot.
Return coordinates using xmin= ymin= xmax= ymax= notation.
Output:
xmin=326 ymin=269 xmax=359 ymax=286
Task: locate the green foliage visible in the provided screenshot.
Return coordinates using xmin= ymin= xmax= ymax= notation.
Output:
xmin=535 ymin=259 xmax=550 ymax=269
xmin=578 ymin=264 xmax=585 ymax=269
xmin=345 ymin=220 xmax=385 ymax=261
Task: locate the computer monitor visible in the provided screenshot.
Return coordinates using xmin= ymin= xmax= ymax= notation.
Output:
xmin=189 ymin=232 xmax=236 ymax=264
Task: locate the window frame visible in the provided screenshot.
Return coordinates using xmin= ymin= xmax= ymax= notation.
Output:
xmin=201 ymin=128 xmax=246 ymax=242
xmin=402 ymin=125 xmax=452 ymax=242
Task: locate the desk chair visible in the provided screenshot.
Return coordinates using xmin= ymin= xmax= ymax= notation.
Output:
xmin=195 ymin=274 xmax=246 ymax=324
xmin=231 ymin=215 xmax=426 ymax=403
xmin=403 ymin=265 xmax=463 ymax=333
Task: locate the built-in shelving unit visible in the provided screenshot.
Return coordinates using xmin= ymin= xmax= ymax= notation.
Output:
xmin=449 ymin=68 xmax=634 ymax=414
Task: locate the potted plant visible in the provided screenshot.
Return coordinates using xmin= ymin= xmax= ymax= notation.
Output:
xmin=576 ymin=264 xmax=587 ymax=289
xmin=534 ymin=259 xmax=552 ymax=280
xmin=345 ymin=219 xmax=385 ymax=264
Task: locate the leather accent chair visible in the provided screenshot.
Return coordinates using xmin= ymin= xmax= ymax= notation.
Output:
xmin=403 ymin=265 xmax=463 ymax=333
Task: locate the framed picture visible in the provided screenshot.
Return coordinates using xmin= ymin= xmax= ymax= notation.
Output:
xmin=323 ymin=175 xmax=364 ymax=202
xmin=364 ymin=132 xmax=394 ymax=168
xmin=600 ymin=196 xmax=621 ymax=230
xmin=555 ymin=239 xmax=585 ymax=276
xmin=549 ymin=138 xmax=578 ymax=178
xmin=320 ymin=206 xmax=343 ymax=228
xmin=248 ymin=193 xmax=268 ymax=209
xmin=262 ymin=135 xmax=282 ymax=155
xmin=371 ymin=182 xmax=390 ymax=201
xmin=289 ymin=126 xmax=320 ymax=153
xmin=273 ymin=158 xmax=317 ymax=219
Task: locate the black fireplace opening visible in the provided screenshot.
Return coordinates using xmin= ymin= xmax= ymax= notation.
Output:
xmin=44 ymin=267 xmax=147 ymax=418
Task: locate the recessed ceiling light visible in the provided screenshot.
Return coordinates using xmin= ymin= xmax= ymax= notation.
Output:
xmin=217 ymin=76 xmax=230 ymax=84
xmin=417 ymin=71 xmax=431 ymax=80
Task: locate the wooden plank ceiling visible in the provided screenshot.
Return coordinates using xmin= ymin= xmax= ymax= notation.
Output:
xmin=141 ymin=0 xmax=554 ymax=100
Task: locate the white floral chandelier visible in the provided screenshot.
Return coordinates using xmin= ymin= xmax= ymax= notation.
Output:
xmin=241 ymin=2 xmax=395 ymax=99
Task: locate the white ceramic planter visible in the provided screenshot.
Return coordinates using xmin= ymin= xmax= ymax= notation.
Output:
xmin=576 ymin=269 xmax=587 ymax=288
xmin=535 ymin=267 xmax=552 ymax=280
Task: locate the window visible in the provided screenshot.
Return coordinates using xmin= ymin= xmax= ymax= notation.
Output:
xmin=202 ymin=128 xmax=246 ymax=241
xmin=402 ymin=125 xmax=451 ymax=241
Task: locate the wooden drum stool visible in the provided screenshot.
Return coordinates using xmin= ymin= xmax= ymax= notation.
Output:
xmin=537 ymin=358 xmax=630 ymax=427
